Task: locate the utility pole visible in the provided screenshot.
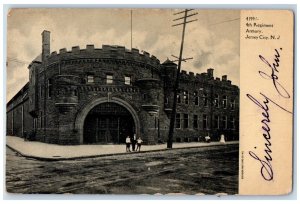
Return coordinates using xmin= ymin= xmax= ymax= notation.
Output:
xmin=131 ymin=10 xmax=133 ymax=50
xmin=167 ymin=9 xmax=198 ymax=149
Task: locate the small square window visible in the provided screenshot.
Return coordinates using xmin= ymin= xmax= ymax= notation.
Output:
xmin=106 ymin=74 xmax=113 ymax=84
xmin=125 ymin=76 xmax=131 ymax=85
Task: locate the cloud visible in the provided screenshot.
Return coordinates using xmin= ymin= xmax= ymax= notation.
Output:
xmin=193 ymin=50 xmax=212 ymax=68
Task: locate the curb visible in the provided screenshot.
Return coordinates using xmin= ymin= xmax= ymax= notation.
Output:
xmin=6 ymin=142 xmax=239 ymax=161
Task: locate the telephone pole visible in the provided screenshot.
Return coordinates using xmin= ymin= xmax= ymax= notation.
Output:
xmin=167 ymin=9 xmax=198 ymax=149
xmin=131 ymin=10 xmax=133 ymax=49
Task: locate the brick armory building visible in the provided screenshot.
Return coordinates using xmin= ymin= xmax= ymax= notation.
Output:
xmin=6 ymin=30 xmax=239 ymax=145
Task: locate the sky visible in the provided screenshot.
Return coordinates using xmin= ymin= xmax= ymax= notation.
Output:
xmin=6 ymin=8 xmax=240 ymax=102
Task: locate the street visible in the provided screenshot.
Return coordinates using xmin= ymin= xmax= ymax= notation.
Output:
xmin=6 ymin=144 xmax=239 ymax=194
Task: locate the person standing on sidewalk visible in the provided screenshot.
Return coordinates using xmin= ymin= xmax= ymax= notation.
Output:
xmin=136 ymin=137 xmax=143 ymax=152
xmin=205 ymin=135 xmax=211 ymax=143
xmin=126 ymin=136 xmax=131 ymax=152
xmin=131 ymin=134 xmax=137 ymax=151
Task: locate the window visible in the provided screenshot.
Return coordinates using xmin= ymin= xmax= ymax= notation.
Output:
xmin=164 ymin=97 xmax=169 ymax=104
xmin=222 ymin=95 xmax=227 ymax=109
xmin=215 ymin=94 xmax=219 ymax=108
xmin=183 ymin=91 xmax=189 ymax=104
xmin=87 ymin=75 xmax=94 ymax=83
xmin=194 ymin=91 xmax=199 ymax=106
xmin=222 ymin=116 xmax=227 ymax=129
xmin=40 ymin=111 xmax=44 ymax=128
xmin=176 ymin=92 xmax=181 ymax=103
xmin=214 ymin=94 xmax=219 ymax=108
xmin=48 ymin=79 xmax=53 ymax=98
xmin=183 ymin=114 xmax=189 ymax=129
xmin=38 ymin=117 xmax=40 ymax=128
xmin=193 ymin=115 xmax=198 ymax=129
xmin=175 ymin=114 xmax=181 ymax=129
xmin=106 ymin=74 xmax=113 ymax=84
xmin=214 ymin=115 xmax=220 ymax=129
xmin=230 ymin=116 xmax=235 ymax=129
xmin=39 ymin=117 xmax=42 ymax=128
xmin=203 ymin=114 xmax=208 ymax=130
xmin=39 ymin=85 xmax=43 ymax=98
xmin=125 ymin=76 xmax=131 ymax=85
xmin=33 ymin=118 xmax=37 ymax=130
xmin=230 ymin=99 xmax=236 ymax=110
xmin=203 ymin=92 xmax=208 ymax=107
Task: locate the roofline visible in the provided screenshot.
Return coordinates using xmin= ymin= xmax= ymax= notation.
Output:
xmin=6 ymin=82 xmax=29 ymax=106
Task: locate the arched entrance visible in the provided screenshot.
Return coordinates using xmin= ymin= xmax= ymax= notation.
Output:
xmin=83 ymin=102 xmax=135 ymax=144
xmin=75 ymin=97 xmax=141 ymax=144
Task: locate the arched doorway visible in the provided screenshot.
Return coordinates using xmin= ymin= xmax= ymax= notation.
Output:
xmin=75 ymin=97 xmax=141 ymax=144
xmin=83 ymin=102 xmax=135 ymax=144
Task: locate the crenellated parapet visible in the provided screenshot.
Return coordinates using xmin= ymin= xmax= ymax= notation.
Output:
xmin=46 ymin=45 xmax=160 ymax=67
xmin=177 ymin=69 xmax=236 ymax=88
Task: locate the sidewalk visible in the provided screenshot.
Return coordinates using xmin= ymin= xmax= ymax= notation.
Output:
xmin=6 ymin=136 xmax=239 ymax=161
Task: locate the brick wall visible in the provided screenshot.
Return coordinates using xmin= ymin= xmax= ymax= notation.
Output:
xmin=8 ymin=43 xmax=239 ymax=145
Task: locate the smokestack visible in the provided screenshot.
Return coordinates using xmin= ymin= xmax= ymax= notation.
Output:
xmin=207 ymin=68 xmax=214 ymax=79
xmin=42 ymin=30 xmax=50 ymax=62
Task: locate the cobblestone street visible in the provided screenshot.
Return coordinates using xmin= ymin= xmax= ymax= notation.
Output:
xmin=6 ymin=144 xmax=239 ymax=195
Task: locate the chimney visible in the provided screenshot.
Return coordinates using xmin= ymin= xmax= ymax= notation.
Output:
xmin=207 ymin=68 xmax=214 ymax=79
xmin=42 ymin=30 xmax=50 ymax=62
xmin=222 ymin=75 xmax=227 ymax=81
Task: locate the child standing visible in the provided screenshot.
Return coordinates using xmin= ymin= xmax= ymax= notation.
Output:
xmin=125 ymin=136 xmax=131 ymax=152
xmin=136 ymin=137 xmax=143 ymax=152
